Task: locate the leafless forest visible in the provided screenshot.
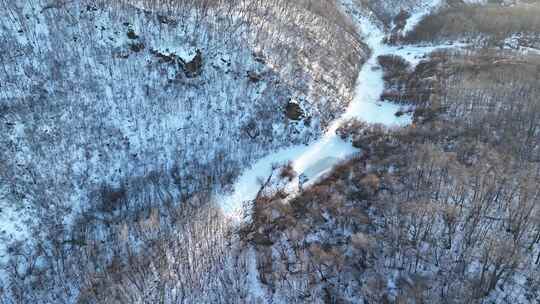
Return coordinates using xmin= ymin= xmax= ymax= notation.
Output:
xmin=1 ymin=0 xmax=539 ymax=303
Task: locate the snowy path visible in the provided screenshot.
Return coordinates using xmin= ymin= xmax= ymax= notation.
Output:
xmin=218 ymin=1 xmax=461 ymax=218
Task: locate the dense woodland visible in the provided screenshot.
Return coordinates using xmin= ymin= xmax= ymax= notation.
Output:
xmin=239 ymin=41 xmax=540 ymax=303
xmin=0 ymin=0 xmax=364 ymax=299
xmin=1 ymin=0 xmax=540 ymax=303
xmin=0 ymin=0 xmax=367 ymax=302
xmin=241 ymin=6 xmax=540 ymax=300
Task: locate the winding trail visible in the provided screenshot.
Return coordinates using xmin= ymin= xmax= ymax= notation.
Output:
xmin=219 ymin=1 xmax=462 ymax=218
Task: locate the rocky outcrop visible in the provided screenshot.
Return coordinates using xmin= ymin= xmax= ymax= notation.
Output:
xmin=126 ymin=28 xmax=139 ymax=40
xmin=285 ymin=101 xmax=304 ymax=121
xmin=180 ymin=49 xmax=203 ymax=78
xmin=150 ymin=48 xmax=204 ymax=78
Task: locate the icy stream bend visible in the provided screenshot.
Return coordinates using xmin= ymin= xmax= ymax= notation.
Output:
xmin=219 ymin=3 xmax=461 ymax=218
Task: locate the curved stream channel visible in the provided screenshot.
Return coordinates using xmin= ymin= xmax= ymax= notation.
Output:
xmin=219 ymin=1 xmax=463 ymax=218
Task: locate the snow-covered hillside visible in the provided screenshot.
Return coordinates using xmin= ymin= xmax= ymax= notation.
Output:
xmin=0 ymin=0 xmax=366 ymax=274
xmin=1 ymin=0 xmax=539 ymax=303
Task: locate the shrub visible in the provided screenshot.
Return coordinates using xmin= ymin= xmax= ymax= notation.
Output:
xmin=279 ymin=162 xmax=297 ymax=181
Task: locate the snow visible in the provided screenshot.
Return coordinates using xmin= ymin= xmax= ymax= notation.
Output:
xmin=153 ymin=44 xmax=198 ymax=62
xmin=246 ymin=246 xmax=268 ymax=302
xmin=0 ymin=194 xmax=30 ymax=276
xmin=0 ymin=122 xmax=33 ymax=276
xmin=218 ymin=0 xmax=462 ymax=219
xmin=219 ymin=145 xmax=310 ymax=216
xmin=401 ymin=0 xmax=444 ymax=34
xmin=520 ymin=46 xmax=540 ymax=55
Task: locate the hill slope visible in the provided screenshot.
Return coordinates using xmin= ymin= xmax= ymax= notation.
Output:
xmin=0 ymin=0 xmax=366 ymax=274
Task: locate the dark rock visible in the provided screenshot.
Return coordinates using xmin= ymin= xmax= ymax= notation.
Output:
xmin=285 ymin=102 xmax=304 ymax=120
xmin=157 ymin=15 xmax=177 ymax=26
xmin=130 ymin=42 xmax=145 ymax=53
xmin=247 ymin=70 xmax=262 ymax=82
xmin=114 ymin=51 xmax=130 ymax=59
xmin=127 ymin=29 xmax=139 ymax=40
xmin=243 ymin=121 xmax=260 ymax=139
xmin=150 ymin=49 xmax=177 ymax=63
xmin=150 ymin=48 xmax=203 ymax=77
xmin=180 ymin=49 xmax=203 ymax=78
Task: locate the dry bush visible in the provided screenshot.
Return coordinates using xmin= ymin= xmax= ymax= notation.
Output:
xmin=359 ymin=173 xmax=381 ymax=195
xmin=279 ymin=161 xmax=296 ymax=181
xmin=336 ymin=118 xmax=368 ymax=141
xmin=378 ymin=54 xmax=446 ymax=107
xmin=242 ymin=177 xmax=374 ymax=302
xmin=378 ymin=55 xmax=412 ymax=79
